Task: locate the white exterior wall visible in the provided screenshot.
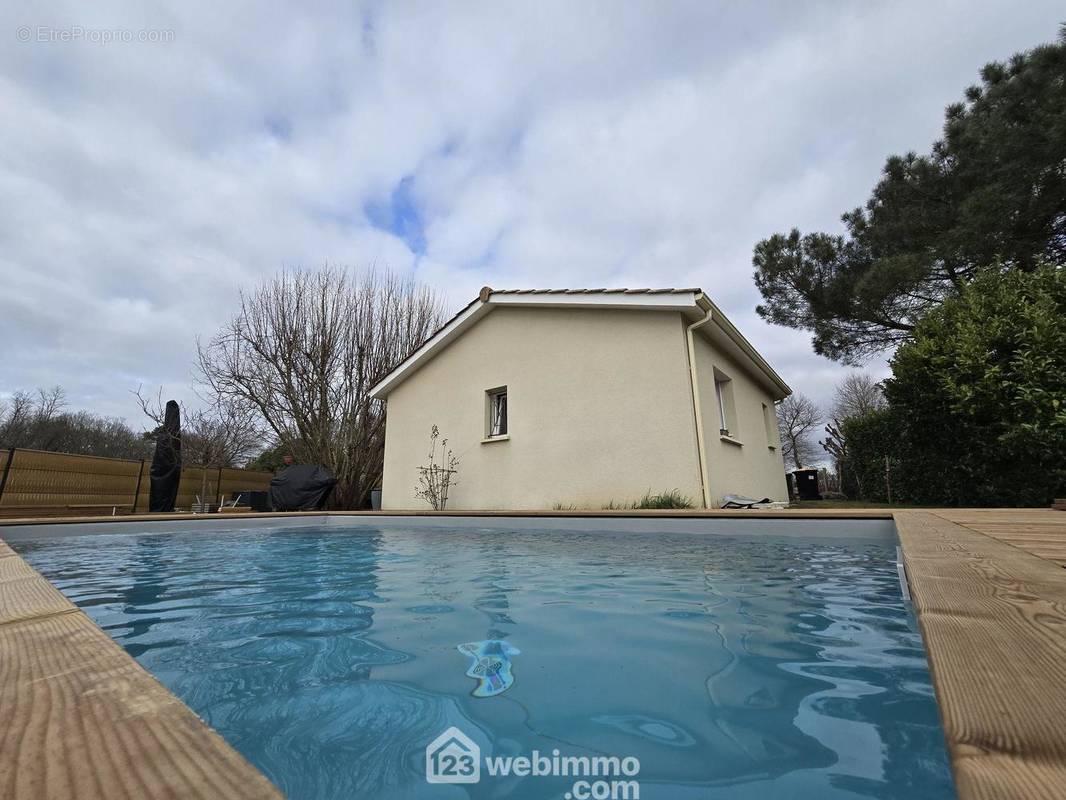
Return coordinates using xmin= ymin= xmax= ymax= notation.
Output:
xmin=381 ymin=307 xmax=703 ymax=510
xmin=692 ymin=335 xmax=789 ymax=504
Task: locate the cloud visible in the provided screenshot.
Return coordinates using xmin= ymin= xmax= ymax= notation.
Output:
xmin=1 ymin=0 xmax=1062 ymax=425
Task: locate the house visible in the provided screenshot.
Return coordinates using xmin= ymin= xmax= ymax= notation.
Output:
xmin=371 ymin=287 xmax=791 ymax=510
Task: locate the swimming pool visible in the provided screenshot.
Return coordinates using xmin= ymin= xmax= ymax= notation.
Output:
xmin=10 ymin=518 xmax=954 ymax=799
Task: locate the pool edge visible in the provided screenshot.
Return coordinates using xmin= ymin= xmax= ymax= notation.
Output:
xmin=896 ymin=510 xmax=1066 ymax=800
xmin=0 ymin=539 xmax=284 ymax=800
xmin=0 ymin=507 xmax=895 ymax=528
xmin=5 ymin=508 xmax=1066 ymax=800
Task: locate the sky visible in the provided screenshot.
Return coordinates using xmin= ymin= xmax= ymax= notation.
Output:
xmin=2 ymin=1 xmax=1063 ymax=428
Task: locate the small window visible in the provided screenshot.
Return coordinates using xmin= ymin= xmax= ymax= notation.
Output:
xmin=714 ymin=370 xmax=736 ymax=437
xmin=762 ymin=402 xmax=777 ymax=448
xmin=487 ymin=387 xmax=507 ymax=437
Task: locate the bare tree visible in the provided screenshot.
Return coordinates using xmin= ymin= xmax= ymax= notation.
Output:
xmin=777 ymin=394 xmax=822 ymax=470
xmin=136 ymin=388 xmax=262 ymax=508
xmin=1 ymin=386 xmax=149 ymax=459
xmin=820 ymin=419 xmax=858 ymax=495
xmin=0 ymin=390 xmax=40 ymax=446
xmin=831 ymin=372 xmax=886 ymax=420
xmin=196 ymin=266 xmax=446 ymax=508
xmin=414 ymin=425 xmax=459 ymax=510
xmin=818 ymin=373 xmax=886 ymax=496
xmin=0 ymin=387 xmax=65 ymax=447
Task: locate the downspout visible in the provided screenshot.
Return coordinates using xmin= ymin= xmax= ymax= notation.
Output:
xmin=685 ymin=301 xmax=714 ymax=509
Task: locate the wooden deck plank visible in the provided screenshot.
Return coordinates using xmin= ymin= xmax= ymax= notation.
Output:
xmin=944 ymin=527 xmax=1066 ymax=539
xmin=986 ymin=552 xmax=1066 ymax=568
xmin=980 ymin=538 xmax=1066 ymax=552
xmin=935 ymin=511 xmax=1064 ymax=526
xmin=976 ymin=531 xmax=1066 ymax=540
xmin=955 ymin=528 xmax=1066 ymax=541
xmin=0 ymin=555 xmax=38 ymax=582
xmin=0 ymin=540 xmax=282 ymax=800
xmin=0 ymin=574 xmax=78 ymax=625
xmin=896 ymin=511 xmax=1066 ymax=800
xmin=975 ymin=535 xmax=1066 ymax=554
xmin=930 ymin=509 xmax=1066 ymax=567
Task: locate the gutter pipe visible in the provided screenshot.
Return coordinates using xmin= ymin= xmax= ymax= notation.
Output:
xmin=685 ymin=299 xmax=714 ymax=509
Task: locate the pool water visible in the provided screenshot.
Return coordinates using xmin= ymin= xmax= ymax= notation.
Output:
xmin=15 ymin=524 xmax=954 ymax=799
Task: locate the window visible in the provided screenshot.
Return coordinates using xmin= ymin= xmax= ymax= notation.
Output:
xmin=762 ymin=402 xmax=777 ymax=449
xmin=715 ymin=380 xmax=728 ymax=433
xmin=486 ymin=387 xmax=507 ymax=437
xmin=714 ymin=369 xmax=737 ymax=438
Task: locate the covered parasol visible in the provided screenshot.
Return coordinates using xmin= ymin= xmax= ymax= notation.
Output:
xmin=149 ymin=400 xmax=182 ymax=512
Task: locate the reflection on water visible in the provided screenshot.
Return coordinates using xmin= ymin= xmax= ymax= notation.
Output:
xmin=17 ymin=525 xmax=954 ymax=799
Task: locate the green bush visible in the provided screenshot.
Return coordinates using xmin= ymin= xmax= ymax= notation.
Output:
xmin=841 ymin=409 xmax=901 ymax=504
xmin=847 ymin=264 xmax=1066 ymax=506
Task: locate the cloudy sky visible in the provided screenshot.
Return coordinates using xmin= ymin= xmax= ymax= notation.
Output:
xmin=2 ymin=1 xmax=1062 ymax=426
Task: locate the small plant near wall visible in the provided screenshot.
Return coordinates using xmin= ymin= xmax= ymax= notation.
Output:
xmin=414 ymin=425 xmax=459 ymax=510
xmin=634 ymin=489 xmax=693 ymax=509
xmin=600 ymin=490 xmax=695 ymax=510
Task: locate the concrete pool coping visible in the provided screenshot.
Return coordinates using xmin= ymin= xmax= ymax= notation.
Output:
xmin=0 ymin=507 xmax=897 ymax=526
xmin=2 ymin=508 xmax=1065 ymax=799
xmin=0 ymin=511 xmax=899 ymax=542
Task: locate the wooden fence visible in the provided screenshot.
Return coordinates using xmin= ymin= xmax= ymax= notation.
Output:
xmin=0 ymin=447 xmax=274 ymax=518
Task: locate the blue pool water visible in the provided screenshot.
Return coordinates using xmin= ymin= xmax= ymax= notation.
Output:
xmin=14 ymin=523 xmax=954 ymax=799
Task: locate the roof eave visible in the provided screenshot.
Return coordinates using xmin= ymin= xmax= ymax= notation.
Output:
xmin=370 ymin=297 xmax=490 ymax=400
xmin=696 ymin=294 xmax=792 ymax=400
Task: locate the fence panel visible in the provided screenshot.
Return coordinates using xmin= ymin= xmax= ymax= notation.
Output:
xmin=0 ymin=447 xmax=274 ymax=517
xmin=133 ymin=464 xmax=274 ymax=511
xmin=0 ymin=449 xmax=142 ymax=514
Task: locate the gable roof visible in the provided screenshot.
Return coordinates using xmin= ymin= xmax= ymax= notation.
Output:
xmin=370 ymin=287 xmax=791 ymax=400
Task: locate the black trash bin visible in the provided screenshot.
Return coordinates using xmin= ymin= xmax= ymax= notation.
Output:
xmin=792 ymin=469 xmax=822 ymax=501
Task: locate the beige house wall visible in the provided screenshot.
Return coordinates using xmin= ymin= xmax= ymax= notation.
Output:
xmin=691 ymin=335 xmax=789 ymax=504
xmin=381 ymin=307 xmax=704 ymax=510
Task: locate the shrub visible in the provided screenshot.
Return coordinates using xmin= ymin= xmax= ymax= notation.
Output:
xmin=414 ymin=426 xmax=459 ymax=510
xmin=846 ymin=264 xmax=1066 ymax=506
xmin=841 ymin=409 xmax=900 ymax=504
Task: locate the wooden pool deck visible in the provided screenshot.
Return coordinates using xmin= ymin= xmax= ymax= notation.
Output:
xmin=895 ymin=509 xmax=1066 ymax=800
xmin=0 ymin=537 xmax=282 ymax=799
xmin=1 ymin=507 xmax=1065 ymax=799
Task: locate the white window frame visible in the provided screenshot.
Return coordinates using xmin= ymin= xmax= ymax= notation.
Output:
xmin=762 ymin=402 xmax=777 ymax=449
xmin=713 ymin=370 xmax=735 ymax=438
xmin=486 ymin=387 xmax=508 ymax=438
xmin=715 ymin=380 xmax=728 ymax=433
